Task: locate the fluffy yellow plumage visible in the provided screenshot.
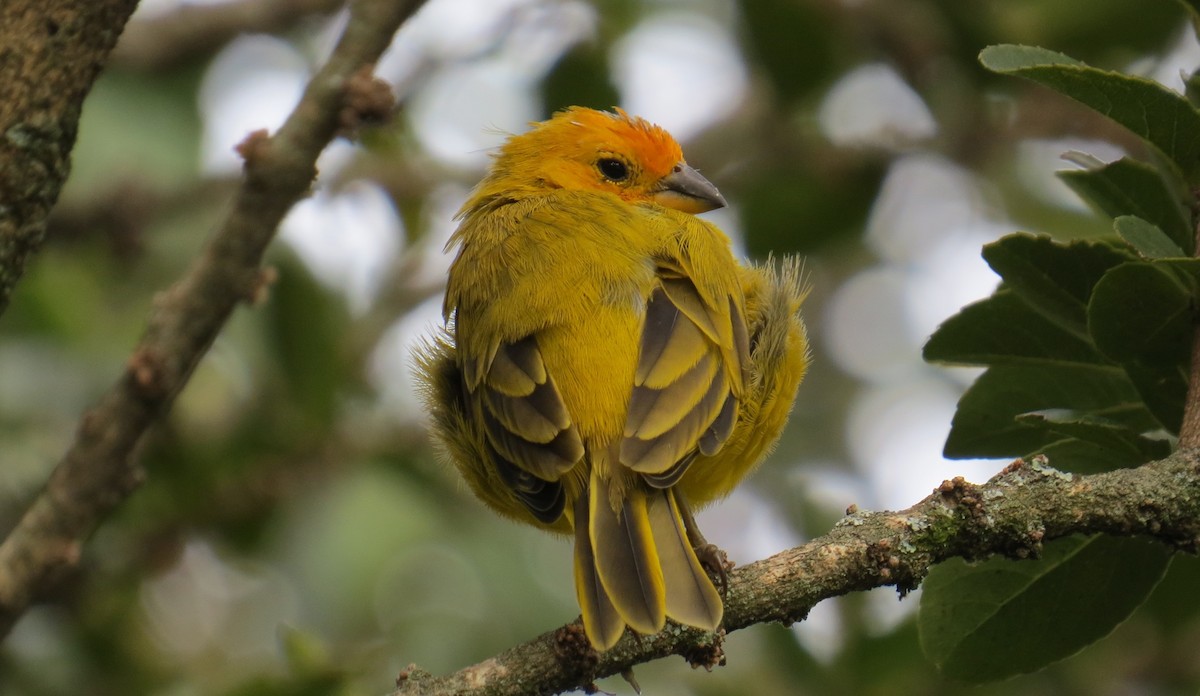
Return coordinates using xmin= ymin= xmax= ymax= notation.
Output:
xmin=415 ymin=107 xmax=808 ymax=651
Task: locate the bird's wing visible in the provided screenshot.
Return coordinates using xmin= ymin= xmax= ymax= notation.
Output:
xmin=468 ymin=333 xmax=584 ymax=523
xmin=618 ymin=255 xmax=751 ymax=484
xmin=587 ymin=243 xmax=745 ymax=647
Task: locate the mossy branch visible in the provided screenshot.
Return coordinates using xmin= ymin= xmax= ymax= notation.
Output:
xmin=392 ymin=450 xmax=1200 ymax=696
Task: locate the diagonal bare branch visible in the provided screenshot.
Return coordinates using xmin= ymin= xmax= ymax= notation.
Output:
xmin=0 ymin=0 xmax=429 ymax=641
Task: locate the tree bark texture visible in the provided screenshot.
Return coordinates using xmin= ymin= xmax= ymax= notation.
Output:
xmin=0 ymin=0 xmax=140 ymax=315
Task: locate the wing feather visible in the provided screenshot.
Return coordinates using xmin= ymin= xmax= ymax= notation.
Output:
xmin=621 ymin=268 xmax=747 ymax=480
xmin=635 ymin=289 xmax=708 ymax=388
xmin=485 ymin=335 xmax=544 ymax=396
xmin=660 ymin=276 xmax=724 ymax=347
xmin=624 ymin=350 xmax=720 ymax=440
xmin=698 ymin=393 xmax=737 ymax=456
xmin=728 ymin=295 xmax=751 ymax=390
xmin=483 ymin=377 xmax=571 ymax=444
xmin=573 ymin=494 xmax=625 ymax=649
xmin=621 ymin=365 xmax=729 ymax=473
xmin=589 ymin=479 xmax=666 ymax=636
xmin=494 ymin=455 xmax=566 ymax=523
xmin=470 ymin=334 xmax=583 ymax=515
xmin=647 ymin=489 xmax=722 ymax=630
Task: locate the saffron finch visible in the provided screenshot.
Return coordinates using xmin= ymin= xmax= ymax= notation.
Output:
xmin=415 ymin=107 xmax=808 ymax=651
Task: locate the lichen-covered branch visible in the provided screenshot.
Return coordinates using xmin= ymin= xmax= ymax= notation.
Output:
xmin=0 ymin=0 xmax=139 ymax=315
xmin=393 ymin=451 xmax=1200 ymax=696
xmin=0 ymin=0 xmax=428 ymax=640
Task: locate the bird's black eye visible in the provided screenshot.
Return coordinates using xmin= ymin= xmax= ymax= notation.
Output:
xmin=597 ymin=158 xmax=629 ymax=182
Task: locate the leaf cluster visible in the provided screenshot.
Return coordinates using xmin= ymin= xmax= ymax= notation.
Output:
xmin=919 ymin=39 xmax=1200 ymax=682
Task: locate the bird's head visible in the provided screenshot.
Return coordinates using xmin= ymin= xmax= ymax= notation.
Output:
xmin=475 ymin=107 xmax=726 ymax=215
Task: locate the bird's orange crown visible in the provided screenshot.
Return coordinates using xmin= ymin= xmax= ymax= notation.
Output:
xmin=550 ymin=106 xmax=684 ymax=179
xmin=460 ymin=107 xmax=725 ymax=217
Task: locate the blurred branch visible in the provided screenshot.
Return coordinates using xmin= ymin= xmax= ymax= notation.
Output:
xmin=113 ymin=0 xmax=344 ymax=70
xmin=46 ymin=176 xmax=239 ymax=261
xmin=0 ymin=0 xmax=430 ymax=640
xmin=394 ymin=451 xmax=1200 ymax=696
xmin=0 ymin=0 xmax=139 ymax=316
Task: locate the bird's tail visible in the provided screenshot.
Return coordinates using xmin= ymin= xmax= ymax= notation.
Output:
xmin=573 ymin=469 xmax=723 ymax=650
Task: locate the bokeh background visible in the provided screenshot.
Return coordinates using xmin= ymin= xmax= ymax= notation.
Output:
xmin=2 ymin=0 xmax=1200 ymax=694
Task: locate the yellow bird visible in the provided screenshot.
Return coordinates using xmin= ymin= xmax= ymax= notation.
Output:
xmin=415 ymin=107 xmax=808 ymax=651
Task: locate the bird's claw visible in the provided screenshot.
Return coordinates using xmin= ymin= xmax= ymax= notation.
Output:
xmin=694 ymin=542 xmax=734 ymax=594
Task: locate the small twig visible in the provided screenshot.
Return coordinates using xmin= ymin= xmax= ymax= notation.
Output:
xmin=0 ymin=0 xmax=429 ymax=641
xmin=392 ymin=452 xmax=1200 ymax=696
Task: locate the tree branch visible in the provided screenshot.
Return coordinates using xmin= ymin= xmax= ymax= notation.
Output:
xmin=392 ymin=451 xmax=1200 ymax=696
xmin=0 ymin=0 xmax=139 ymax=315
xmin=112 ymin=0 xmax=345 ymax=71
xmin=0 ymin=0 xmax=429 ymax=640
xmin=1176 ymin=200 xmax=1200 ymax=446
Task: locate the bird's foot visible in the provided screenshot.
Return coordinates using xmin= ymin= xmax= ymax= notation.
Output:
xmin=693 ymin=542 xmax=734 ymax=594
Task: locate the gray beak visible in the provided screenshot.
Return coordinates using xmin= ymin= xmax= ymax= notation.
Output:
xmin=654 ymin=163 xmax=727 ymax=214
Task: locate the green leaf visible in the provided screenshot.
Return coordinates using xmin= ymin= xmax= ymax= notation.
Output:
xmin=1142 ymin=553 xmax=1200 ymax=633
xmin=979 ymin=44 xmax=1084 ymax=71
xmin=1088 ymin=261 xmax=1194 ymax=365
xmin=1058 ymin=156 xmax=1192 ymax=254
xmin=944 ymin=364 xmax=1157 ymax=458
xmin=1122 ymin=360 xmax=1188 ymax=435
xmin=1160 ymin=256 xmax=1200 ymax=280
xmin=1114 ymin=215 xmax=1186 ymax=258
xmin=1015 ymin=410 xmax=1171 ymax=462
xmin=980 ymin=44 xmax=1200 ymax=182
xmin=923 ymin=289 xmax=1106 ymax=367
xmin=1087 ymin=260 xmax=1197 ymax=435
xmin=1032 ymin=437 xmax=1155 ymax=475
xmin=981 ymin=234 xmax=1132 ymax=332
xmin=919 ymin=535 xmax=1171 ymax=683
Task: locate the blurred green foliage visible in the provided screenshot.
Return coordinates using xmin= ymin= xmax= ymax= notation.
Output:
xmin=2 ymin=1 xmax=1199 ymax=695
